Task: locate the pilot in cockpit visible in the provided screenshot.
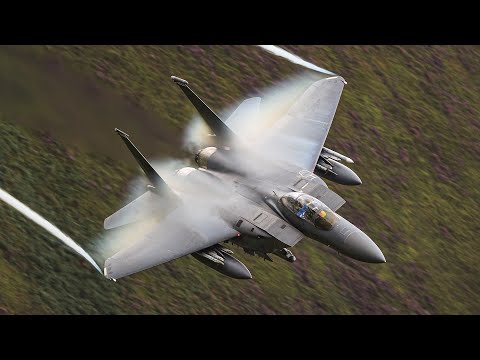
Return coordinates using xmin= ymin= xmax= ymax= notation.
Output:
xmin=280 ymin=193 xmax=337 ymax=231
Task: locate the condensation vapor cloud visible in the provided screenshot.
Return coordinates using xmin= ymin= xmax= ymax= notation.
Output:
xmin=94 ymin=158 xmax=230 ymax=262
xmin=182 ymin=115 xmax=214 ymax=153
xmin=0 ymin=188 xmax=102 ymax=274
xmin=182 ymin=45 xmax=337 ymax=151
xmin=258 ymin=45 xmax=336 ymax=76
xmin=94 ymin=160 xmax=181 ymax=260
xmin=182 ymin=72 xmax=318 ymax=152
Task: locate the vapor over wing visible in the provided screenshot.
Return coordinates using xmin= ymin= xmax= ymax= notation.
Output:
xmin=254 ymin=76 xmax=345 ymax=172
xmin=225 ymin=97 xmax=261 ymax=139
xmin=104 ymin=203 xmax=237 ymax=280
xmin=104 ymin=190 xmax=175 ymax=230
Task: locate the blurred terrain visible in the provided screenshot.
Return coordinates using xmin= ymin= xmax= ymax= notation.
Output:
xmin=0 ymin=45 xmax=478 ymax=314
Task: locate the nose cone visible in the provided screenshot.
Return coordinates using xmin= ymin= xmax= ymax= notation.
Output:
xmin=343 ymin=232 xmax=386 ymax=263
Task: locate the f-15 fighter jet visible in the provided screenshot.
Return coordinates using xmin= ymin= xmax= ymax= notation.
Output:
xmin=103 ymin=75 xmax=385 ymax=281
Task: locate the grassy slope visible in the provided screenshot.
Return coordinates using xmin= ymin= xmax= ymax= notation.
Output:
xmin=0 ymin=45 xmax=479 ymax=314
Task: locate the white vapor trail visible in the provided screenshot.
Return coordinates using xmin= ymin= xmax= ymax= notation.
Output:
xmin=258 ymin=45 xmax=336 ymax=76
xmin=0 ymin=188 xmax=102 ymax=274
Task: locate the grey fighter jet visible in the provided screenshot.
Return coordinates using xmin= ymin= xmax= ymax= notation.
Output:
xmin=103 ymin=75 xmax=386 ymax=281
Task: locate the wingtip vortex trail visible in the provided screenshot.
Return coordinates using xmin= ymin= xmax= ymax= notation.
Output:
xmin=0 ymin=187 xmax=103 ymax=275
xmin=257 ymin=45 xmax=337 ymax=76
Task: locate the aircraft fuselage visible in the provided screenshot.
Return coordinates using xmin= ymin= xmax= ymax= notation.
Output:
xmin=173 ymin=153 xmax=385 ymax=264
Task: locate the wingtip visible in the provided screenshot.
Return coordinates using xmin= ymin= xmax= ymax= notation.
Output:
xmin=323 ymin=75 xmax=347 ymax=84
xmin=103 ymin=217 xmax=114 ymax=230
xmin=103 ymin=260 xmax=117 ymax=281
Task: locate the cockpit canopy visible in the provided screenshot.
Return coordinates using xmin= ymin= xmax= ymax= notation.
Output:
xmin=280 ymin=192 xmax=337 ymax=231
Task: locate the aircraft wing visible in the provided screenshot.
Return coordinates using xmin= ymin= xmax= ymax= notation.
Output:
xmin=104 ymin=203 xmax=237 ymax=280
xmin=254 ymin=76 xmax=346 ymax=172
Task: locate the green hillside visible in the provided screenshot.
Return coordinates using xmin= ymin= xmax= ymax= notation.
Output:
xmin=0 ymin=45 xmax=478 ymax=314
